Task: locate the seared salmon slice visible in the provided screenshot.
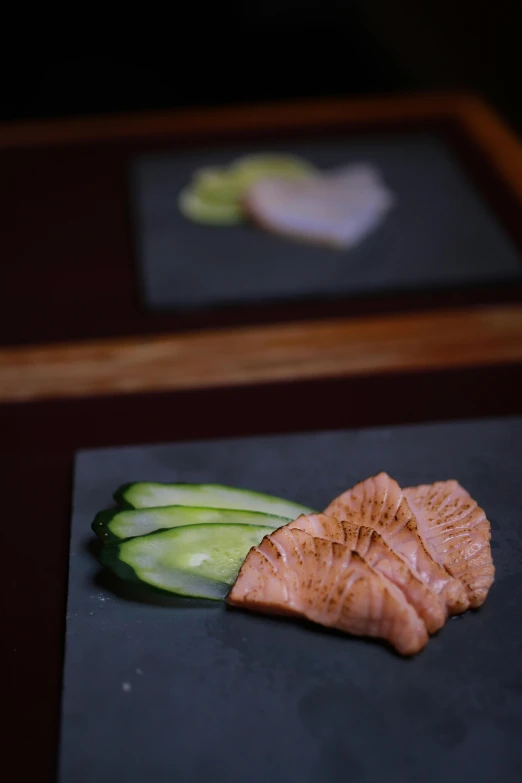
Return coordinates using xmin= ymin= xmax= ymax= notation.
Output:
xmin=227 ymin=525 xmax=428 ymax=656
xmin=404 ymin=481 xmax=495 ymax=608
xmin=288 ymin=514 xmax=445 ymax=634
xmin=324 ymin=473 xmax=469 ymax=615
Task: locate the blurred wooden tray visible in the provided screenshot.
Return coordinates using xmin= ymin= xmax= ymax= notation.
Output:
xmin=2 ymin=91 xmax=522 ymax=348
xmin=1 ymin=304 xmax=522 ymax=403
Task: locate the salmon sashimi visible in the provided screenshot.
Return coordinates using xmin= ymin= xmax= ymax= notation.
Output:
xmin=227 ymin=525 xmax=428 ymax=656
xmin=288 ymin=513 xmax=445 ymax=634
xmin=404 ymin=481 xmax=495 ymax=608
xmin=324 ymin=473 xmax=469 ymax=616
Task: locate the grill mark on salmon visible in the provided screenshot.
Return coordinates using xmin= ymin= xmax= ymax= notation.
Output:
xmin=404 ymin=481 xmax=495 ymax=608
xmin=227 ymin=525 xmax=428 ymax=656
xmin=288 ymin=513 xmax=445 ymax=633
xmin=324 ymin=473 xmax=470 ymax=615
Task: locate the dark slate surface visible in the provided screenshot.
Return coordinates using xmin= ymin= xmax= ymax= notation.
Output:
xmin=131 ymin=134 xmax=522 ymax=311
xmin=60 ymin=417 xmax=522 ymax=782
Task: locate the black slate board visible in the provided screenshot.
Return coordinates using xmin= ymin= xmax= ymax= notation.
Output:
xmin=60 ymin=417 xmax=522 ymax=783
xmin=131 ymin=133 xmax=522 ymax=311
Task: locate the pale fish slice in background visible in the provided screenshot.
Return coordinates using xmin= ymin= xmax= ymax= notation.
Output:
xmin=243 ymin=163 xmax=395 ymax=249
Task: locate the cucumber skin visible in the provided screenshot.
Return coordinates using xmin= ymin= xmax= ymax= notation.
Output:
xmin=91 ymin=505 xmax=290 ymax=544
xmin=92 ymin=508 xmax=121 ymax=544
xmin=100 ymin=542 xmax=142 ymax=585
xmin=114 ymin=483 xmax=139 ymax=509
xmin=114 ymin=481 xmax=316 ymax=516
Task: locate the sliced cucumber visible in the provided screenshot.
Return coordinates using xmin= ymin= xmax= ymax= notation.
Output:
xmin=191 ymin=166 xmax=244 ymax=205
xmin=92 ymin=505 xmax=290 ymax=543
xmin=178 ymin=153 xmax=316 ymax=226
xmin=101 ymin=523 xmax=273 ymax=600
xmin=115 ymin=482 xmax=315 ymax=519
xmin=178 ymin=186 xmax=243 ymax=225
xmin=231 ymin=153 xmax=316 ymax=187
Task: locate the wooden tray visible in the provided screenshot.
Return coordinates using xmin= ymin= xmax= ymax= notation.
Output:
xmin=3 ymin=92 xmax=522 ymax=348
xmin=62 ymin=418 xmax=522 ymax=782
xmin=4 ymin=363 xmax=522 ymax=782
xmin=2 ymin=304 xmax=522 ymax=404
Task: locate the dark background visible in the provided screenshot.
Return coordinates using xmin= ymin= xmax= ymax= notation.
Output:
xmin=2 ymin=0 xmax=520 ymax=132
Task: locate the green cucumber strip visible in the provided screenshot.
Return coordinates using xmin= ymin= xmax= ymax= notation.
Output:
xmin=92 ymin=505 xmax=291 ymax=543
xmin=178 ymin=187 xmax=243 ymax=225
xmin=101 ymin=523 xmax=274 ymax=600
xmin=231 ymin=153 xmax=316 ymax=186
xmin=115 ymin=482 xmax=315 ymax=519
xmin=179 ymin=154 xmax=316 ymax=226
xmin=191 ymin=167 xmax=244 ymax=205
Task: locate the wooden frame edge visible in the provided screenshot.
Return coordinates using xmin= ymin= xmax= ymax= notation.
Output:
xmin=0 ymin=90 xmax=470 ymax=148
xmin=1 ymin=305 xmax=522 ymax=403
